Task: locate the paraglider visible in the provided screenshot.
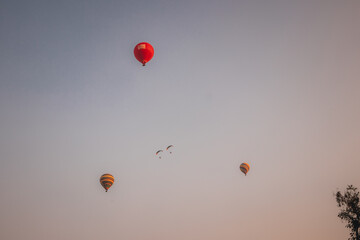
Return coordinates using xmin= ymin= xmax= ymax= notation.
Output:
xmin=240 ymin=163 xmax=250 ymax=176
xmin=100 ymin=174 xmax=115 ymax=192
xmin=156 ymin=150 xmax=163 ymax=159
xmin=166 ymin=145 xmax=174 ymax=154
xmin=134 ymin=42 xmax=154 ymax=66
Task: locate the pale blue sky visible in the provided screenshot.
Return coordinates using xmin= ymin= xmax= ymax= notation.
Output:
xmin=0 ymin=1 xmax=359 ymax=239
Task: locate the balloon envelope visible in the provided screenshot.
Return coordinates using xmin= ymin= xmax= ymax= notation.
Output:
xmin=100 ymin=174 xmax=114 ymax=192
xmin=240 ymin=163 xmax=250 ymax=176
xmin=134 ymin=42 xmax=154 ymax=66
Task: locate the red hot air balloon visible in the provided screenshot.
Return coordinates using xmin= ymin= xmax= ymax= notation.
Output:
xmin=134 ymin=42 xmax=154 ymax=66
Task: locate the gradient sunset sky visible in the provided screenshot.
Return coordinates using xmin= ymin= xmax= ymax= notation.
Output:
xmin=0 ymin=1 xmax=359 ymax=239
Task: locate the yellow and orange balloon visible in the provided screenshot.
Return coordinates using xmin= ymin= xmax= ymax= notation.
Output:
xmin=100 ymin=174 xmax=114 ymax=192
xmin=240 ymin=163 xmax=250 ymax=176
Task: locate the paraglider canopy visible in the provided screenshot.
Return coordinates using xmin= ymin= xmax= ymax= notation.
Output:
xmin=166 ymin=145 xmax=174 ymax=153
xmin=156 ymin=150 xmax=163 ymax=159
xmin=100 ymin=174 xmax=114 ymax=192
xmin=134 ymin=42 xmax=154 ymax=66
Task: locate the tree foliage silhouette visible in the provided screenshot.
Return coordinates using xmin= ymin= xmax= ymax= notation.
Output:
xmin=335 ymin=185 xmax=360 ymax=240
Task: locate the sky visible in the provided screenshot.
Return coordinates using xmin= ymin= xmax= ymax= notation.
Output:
xmin=0 ymin=0 xmax=359 ymax=239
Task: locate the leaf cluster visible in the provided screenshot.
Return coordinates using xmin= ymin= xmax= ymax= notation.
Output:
xmin=335 ymin=185 xmax=360 ymax=240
